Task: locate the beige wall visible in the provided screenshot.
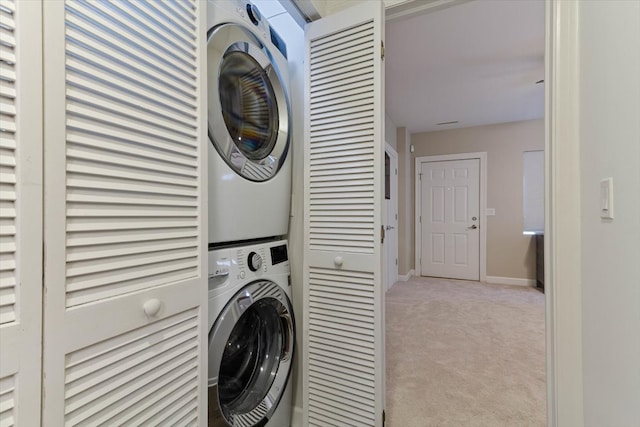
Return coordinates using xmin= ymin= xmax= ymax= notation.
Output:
xmin=406 ymin=119 xmax=544 ymax=280
xmin=266 ymin=12 xmax=305 ymax=421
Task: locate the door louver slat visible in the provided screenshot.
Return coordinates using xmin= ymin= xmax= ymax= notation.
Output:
xmin=63 ymin=309 xmax=200 ymax=426
xmin=308 ymin=368 xmax=375 ymax=396
xmin=0 ymin=374 xmax=16 ymax=425
xmin=63 ymin=0 xmax=200 ymax=308
xmin=0 ymin=0 xmax=17 ymax=327
xmin=310 ymin=99 xmax=373 ymax=116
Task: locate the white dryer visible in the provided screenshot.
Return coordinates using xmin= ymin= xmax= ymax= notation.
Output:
xmin=208 ymin=240 xmax=294 ymax=427
xmin=207 ymin=0 xmax=292 ymax=245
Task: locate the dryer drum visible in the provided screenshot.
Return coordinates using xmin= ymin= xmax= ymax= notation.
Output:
xmin=219 ymin=51 xmax=279 ymax=162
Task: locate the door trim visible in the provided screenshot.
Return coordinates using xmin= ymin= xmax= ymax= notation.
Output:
xmin=414 ymin=152 xmax=487 ymax=281
xmin=385 ymin=142 xmax=399 ymax=292
xmin=545 ymin=0 xmax=583 ymax=425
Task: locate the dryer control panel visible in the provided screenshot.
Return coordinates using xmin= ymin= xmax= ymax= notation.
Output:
xmin=214 ymin=0 xmax=288 ymax=59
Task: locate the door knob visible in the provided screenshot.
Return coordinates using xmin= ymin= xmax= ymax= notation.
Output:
xmin=468 ymin=224 xmax=478 ymax=230
xmin=143 ymin=298 xmax=162 ymax=317
xmin=334 ymin=256 xmax=344 ymax=267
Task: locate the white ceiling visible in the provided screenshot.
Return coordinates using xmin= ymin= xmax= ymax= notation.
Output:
xmin=385 ymin=0 xmax=545 ymax=133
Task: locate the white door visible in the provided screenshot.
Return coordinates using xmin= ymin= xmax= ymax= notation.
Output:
xmin=41 ymin=1 xmax=208 ymax=424
xmin=0 ymin=1 xmax=43 ymax=425
xmin=385 ymin=145 xmax=398 ymax=291
xmin=419 ymin=159 xmax=480 ymax=280
xmin=303 ymin=2 xmax=385 ymax=426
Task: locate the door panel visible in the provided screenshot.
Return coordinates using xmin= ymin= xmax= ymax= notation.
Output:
xmin=0 ymin=1 xmax=43 ymax=425
xmin=420 ymin=159 xmax=480 ymax=280
xmin=42 ymin=1 xmax=207 ymax=424
xmin=304 ymin=3 xmax=385 ymax=426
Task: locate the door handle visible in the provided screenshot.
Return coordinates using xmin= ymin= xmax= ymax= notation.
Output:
xmin=468 ymin=224 xmax=478 ymax=230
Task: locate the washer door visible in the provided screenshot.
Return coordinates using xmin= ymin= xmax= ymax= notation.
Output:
xmin=207 ymin=23 xmax=290 ymax=182
xmin=209 ymin=280 xmax=294 ymax=426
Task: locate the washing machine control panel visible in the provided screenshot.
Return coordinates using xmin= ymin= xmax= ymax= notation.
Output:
xmin=208 ymin=240 xmax=290 ymax=295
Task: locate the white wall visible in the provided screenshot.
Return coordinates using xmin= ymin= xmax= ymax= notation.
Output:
xmin=252 ymin=3 xmax=305 ymax=424
xmin=385 ymin=113 xmax=398 ymax=150
xmin=578 ymin=1 xmax=640 ymax=425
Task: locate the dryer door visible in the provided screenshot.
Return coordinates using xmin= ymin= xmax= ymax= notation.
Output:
xmin=207 ymin=24 xmax=290 ymax=182
xmin=208 ymin=280 xmax=294 ymax=426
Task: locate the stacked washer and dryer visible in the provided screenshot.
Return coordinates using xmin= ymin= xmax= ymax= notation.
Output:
xmin=206 ymin=1 xmax=295 ymax=426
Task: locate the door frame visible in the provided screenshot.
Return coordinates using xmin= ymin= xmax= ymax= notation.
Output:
xmin=385 ymin=142 xmax=399 ymax=291
xmin=414 ymin=152 xmax=487 ymax=281
xmin=384 ymin=0 xmax=582 ymax=425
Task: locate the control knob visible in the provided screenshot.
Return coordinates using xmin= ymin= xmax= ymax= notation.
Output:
xmin=248 ymin=252 xmax=263 ymax=272
xmin=246 ymin=4 xmax=261 ymax=25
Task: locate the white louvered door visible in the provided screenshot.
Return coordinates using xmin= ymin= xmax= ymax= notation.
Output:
xmin=303 ymin=3 xmax=385 ymax=426
xmin=0 ymin=1 xmax=43 ymax=425
xmin=41 ymin=1 xmax=207 ymax=425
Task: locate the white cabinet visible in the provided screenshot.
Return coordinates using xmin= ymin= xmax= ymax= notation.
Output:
xmin=1 ymin=1 xmax=208 ymax=424
xmin=0 ymin=1 xmax=43 ymax=425
xmin=303 ymin=3 xmax=386 ymax=426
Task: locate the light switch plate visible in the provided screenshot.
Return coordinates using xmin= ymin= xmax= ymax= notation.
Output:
xmin=600 ymin=177 xmax=614 ymax=219
xmin=486 ymin=208 xmax=496 ymax=216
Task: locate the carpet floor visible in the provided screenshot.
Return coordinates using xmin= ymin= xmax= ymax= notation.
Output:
xmin=385 ymin=276 xmax=546 ymax=427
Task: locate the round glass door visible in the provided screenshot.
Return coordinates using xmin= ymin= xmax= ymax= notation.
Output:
xmin=207 ymin=24 xmax=290 ymax=182
xmin=219 ymin=51 xmax=279 ymax=162
xmin=209 ymin=281 xmax=294 ymax=426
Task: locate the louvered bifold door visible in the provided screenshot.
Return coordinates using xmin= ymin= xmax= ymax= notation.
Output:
xmin=42 ymin=1 xmax=207 ymax=425
xmin=303 ymin=3 xmax=385 ymax=426
xmin=0 ymin=1 xmax=43 ymax=425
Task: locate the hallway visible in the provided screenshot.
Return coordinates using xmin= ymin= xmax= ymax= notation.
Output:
xmin=385 ymin=277 xmax=546 ymax=426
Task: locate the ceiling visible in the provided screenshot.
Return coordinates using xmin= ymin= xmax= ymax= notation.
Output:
xmin=385 ymin=0 xmax=545 ymax=133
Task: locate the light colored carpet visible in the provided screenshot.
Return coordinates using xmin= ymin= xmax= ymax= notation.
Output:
xmin=385 ymin=277 xmax=546 ymax=427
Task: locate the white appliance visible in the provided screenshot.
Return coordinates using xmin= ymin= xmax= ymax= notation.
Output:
xmin=208 ymin=240 xmax=294 ymax=427
xmin=207 ymin=0 xmax=292 ymax=245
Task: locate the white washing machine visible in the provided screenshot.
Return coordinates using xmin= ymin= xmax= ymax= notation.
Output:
xmin=208 ymin=240 xmax=294 ymax=426
xmin=207 ymin=0 xmax=292 ymax=245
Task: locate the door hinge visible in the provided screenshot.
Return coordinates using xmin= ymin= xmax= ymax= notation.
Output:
xmin=419 ymin=215 xmax=421 ymax=223
xmin=381 ymin=225 xmax=385 ymax=244
xmin=381 ymin=40 xmax=385 ymax=61
xmin=395 ymin=258 xmax=398 ymax=266
xmin=395 ymin=168 xmax=398 ymax=175
xmin=419 ymin=173 xmax=422 ymax=180
xmin=383 ymin=409 xmax=386 ymax=426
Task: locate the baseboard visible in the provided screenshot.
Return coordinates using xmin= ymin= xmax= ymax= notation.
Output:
xmin=291 ymin=406 xmax=303 ymax=427
xmin=485 ymin=276 xmax=536 ymax=287
xmin=398 ymin=269 xmax=415 ymax=281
